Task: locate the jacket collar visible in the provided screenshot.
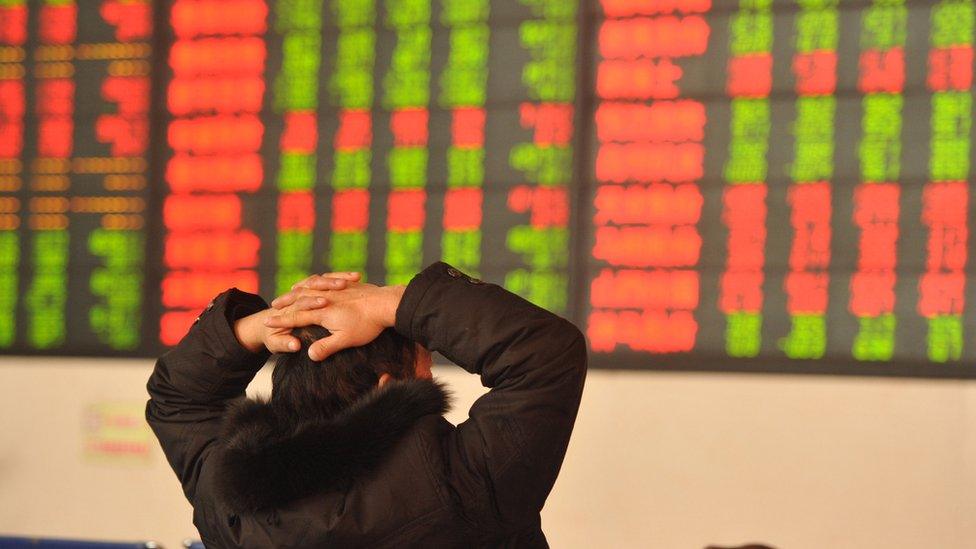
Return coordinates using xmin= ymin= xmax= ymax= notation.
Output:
xmin=214 ymin=379 xmax=450 ymax=513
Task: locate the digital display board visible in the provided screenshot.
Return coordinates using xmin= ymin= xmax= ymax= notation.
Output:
xmin=0 ymin=0 xmax=151 ymax=354
xmin=0 ymin=0 xmax=974 ymax=378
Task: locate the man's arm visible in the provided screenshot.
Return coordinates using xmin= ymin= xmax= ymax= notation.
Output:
xmin=145 ymin=289 xmax=271 ymax=503
xmin=394 ymin=263 xmax=587 ymax=531
xmin=147 ymin=273 xmax=358 ymax=503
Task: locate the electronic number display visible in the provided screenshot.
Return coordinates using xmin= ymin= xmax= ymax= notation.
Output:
xmin=0 ymin=0 xmax=974 ymax=378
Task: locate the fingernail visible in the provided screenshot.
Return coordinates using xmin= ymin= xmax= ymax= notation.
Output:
xmin=315 ymin=297 xmax=326 ymax=305
xmin=288 ymin=340 xmax=299 ymax=351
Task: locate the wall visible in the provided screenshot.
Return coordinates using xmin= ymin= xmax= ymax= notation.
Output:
xmin=0 ymin=357 xmax=973 ymax=549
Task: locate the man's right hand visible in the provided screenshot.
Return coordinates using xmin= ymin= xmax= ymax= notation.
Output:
xmin=265 ymin=275 xmax=406 ymax=361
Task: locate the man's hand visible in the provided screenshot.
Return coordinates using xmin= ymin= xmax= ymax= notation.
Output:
xmin=232 ymin=273 xmax=362 ymax=354
xmin=265 ymin=278 xmax=405 ymax=361
xmin=269 ymin=271 xmax=361 ymax=309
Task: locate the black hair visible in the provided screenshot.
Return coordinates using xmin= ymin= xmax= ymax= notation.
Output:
xmin=270 ymin=325 xmax=419 ymax=421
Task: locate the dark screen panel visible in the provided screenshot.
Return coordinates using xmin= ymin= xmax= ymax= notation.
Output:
xmin=581 ymin=0 xmax=975 ymax=376
xmin=0 ymin=0 xmax=151 ymax=354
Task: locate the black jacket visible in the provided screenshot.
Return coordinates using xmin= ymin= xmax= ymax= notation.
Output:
xmin=146 ymin=262 xmax=587 ymax=548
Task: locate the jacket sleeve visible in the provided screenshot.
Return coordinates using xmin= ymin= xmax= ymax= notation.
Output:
xmin=145 ymin=288 xmax=270 ymax=503
xmin=395 ymin=262 xmax=587 ymax=532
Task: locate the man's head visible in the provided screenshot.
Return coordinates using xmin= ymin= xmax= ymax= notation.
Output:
xmin=270 ymin=325 xmax=431 ymax=419
xmin=215 ymin=324 xmax=444 ymax=513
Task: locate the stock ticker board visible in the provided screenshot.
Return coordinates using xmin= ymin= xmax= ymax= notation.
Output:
xmin=0 ymin=0 xmax=973 ymax=377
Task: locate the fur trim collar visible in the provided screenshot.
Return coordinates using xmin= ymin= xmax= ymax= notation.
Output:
xmin=213 ymin=379 xmax=450 ymax=513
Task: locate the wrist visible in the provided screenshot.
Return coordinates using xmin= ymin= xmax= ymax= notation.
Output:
xmin=234 ymin=309 xmax=270 ymax=353
xmin=379 ymin=285 xmax=405 ymax=327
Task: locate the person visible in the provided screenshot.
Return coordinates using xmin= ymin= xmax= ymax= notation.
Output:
xmin=146 ymin=262 xmax=587 ymax=547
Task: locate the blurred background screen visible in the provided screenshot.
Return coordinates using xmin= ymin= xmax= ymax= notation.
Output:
xmin=0 ymin=0 xmax=973 ymax=377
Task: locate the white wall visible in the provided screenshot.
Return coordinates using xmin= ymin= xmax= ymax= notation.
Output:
xmin=0 ymin=357 xmax=973 ymax=549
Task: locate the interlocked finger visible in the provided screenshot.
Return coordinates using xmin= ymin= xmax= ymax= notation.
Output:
xmin=291 ymin=272 xmax=360 ymax=291
xmin=265 ymin=332 xmax=301 ymax=353
xmin=264 ymin=309 xmax=325 ymax=330
xmin=287 ymin=295 xmax=329 ymax=312
xmin=272 ymin=287 xmax=331 ymax=309
xmin=308 ymin=333 xmax=348 ymax=361
xmin=296 ymin=277 xmax=357 ymax=292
